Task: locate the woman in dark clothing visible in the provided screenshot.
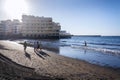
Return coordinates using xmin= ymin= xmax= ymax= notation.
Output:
xmin=37 ymin=41 xmax=42 ymax=51
xmin=24 ymin=41 xmax=27 ymax=51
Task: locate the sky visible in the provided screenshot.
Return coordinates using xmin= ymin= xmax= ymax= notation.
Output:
xmin=0 ymin=0 xmax=120 ymax=35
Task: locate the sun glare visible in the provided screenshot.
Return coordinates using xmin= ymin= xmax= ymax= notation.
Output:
xmin=4 ymin=0 xmax=29 ymax=19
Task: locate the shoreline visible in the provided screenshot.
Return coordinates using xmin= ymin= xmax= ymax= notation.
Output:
xmin=0 ymin=40 xmax=120 ymax=80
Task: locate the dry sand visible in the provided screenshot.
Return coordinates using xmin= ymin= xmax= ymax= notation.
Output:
xmin=0 ymin=40 xmax=120 ymax=80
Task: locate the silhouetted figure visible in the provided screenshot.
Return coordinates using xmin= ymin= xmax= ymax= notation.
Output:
xmin=34 ymin=41 xmax=37 ymax=52
xmin=24 ymin=41 xmax=27 ymax=52
xmin=84 ymin=41 xmax=87 ymax=46
xmin=37 ymin=41 xmax=39 ymax=50
xmin=37 ymin=41 xmax=42 ymax=51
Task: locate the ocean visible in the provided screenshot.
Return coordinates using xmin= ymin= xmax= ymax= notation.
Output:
xmin=59 ymin=36 xmax=120 ymax=68
xmin=60 ymin=36 xmax=120 ymax=53
xmin=16 ymin=36 xmax=120 ymax=68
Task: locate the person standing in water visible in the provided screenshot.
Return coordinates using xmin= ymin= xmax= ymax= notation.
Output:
xmin=24 ymin=41 xmax=27 ymax=52
xmin=84 ymin=41 xmax=87 ymax=46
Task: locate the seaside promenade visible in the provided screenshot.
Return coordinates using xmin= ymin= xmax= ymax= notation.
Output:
xmin=0 ymin=40 xmax=120 ymax=80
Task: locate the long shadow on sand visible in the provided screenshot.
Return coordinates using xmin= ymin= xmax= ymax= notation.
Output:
xmin=24 ymin=51 xmax=31 ymax=60
xmin=0 ymin=45 xmax=10 ymax=50
xmin=34 ymin=50 xmax=45 ymax=59
xmin=39 ymin=51 xmax=50 ymax=57
xmin=34 ymin=50 xmax=50 ymax=60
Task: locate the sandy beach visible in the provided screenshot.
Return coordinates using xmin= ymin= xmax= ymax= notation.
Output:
xmin=0 ymin=40 xmax=120 ymax=80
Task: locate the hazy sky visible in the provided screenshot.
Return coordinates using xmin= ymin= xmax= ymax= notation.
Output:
xmin=0 ymin=0 xmax=120 ymax=35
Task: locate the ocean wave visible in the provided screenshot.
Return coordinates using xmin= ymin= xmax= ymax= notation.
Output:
xmin=71 ymin=45 xmax=120 ymax=55
xmin=88 ymin=42 xmax=120 ymax=46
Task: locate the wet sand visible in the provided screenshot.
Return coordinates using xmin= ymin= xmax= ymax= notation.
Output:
xmin=0 ymin=40 xmax=120 ymax=80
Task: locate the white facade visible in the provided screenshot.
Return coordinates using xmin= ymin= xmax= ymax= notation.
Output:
xmin=0 ymin=23 xmax=5 ymax=37
xmin=12 ymin=19 xmax=21 ymax=34
xmin=21 ymin=15 xmax=61 ymax=38
xmin=1 ymin=19 xmax=21 ymax=36
xmin=1 ymin=20 xmax=12 ymax=35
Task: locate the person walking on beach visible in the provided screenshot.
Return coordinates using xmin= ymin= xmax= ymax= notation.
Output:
xmin=34 ymin=41 xmax=37 ymax=52
xmin=34 ymin=41 xmax=42 ymax=53
xmin=24 ymin=41 xmax=27 ymax=52
xmin=36 ymin=41 xmax=42 ymax=51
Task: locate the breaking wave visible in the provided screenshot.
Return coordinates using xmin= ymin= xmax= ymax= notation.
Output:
xmin=71 ymin=44 xmax=120 ymax=55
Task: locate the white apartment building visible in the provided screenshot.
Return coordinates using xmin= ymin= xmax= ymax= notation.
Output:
xmin=12 ymin=19 xmax=21 ymax=35
xmin=0 ymin=23 xmax=5 ymax=38
xmin=1 ymin=20 xmax=12 ymax=35
xmin=21 ymin=15 xmax=61 ymax=39
xmin=1 ymin=19 xmax=21 ymax=36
